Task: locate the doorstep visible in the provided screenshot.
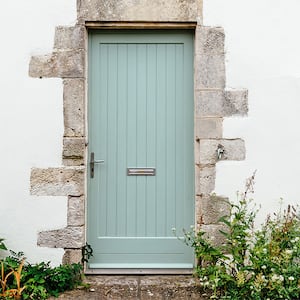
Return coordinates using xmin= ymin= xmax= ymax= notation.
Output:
xmin=49 ymin=275 xmax=211 ymax=299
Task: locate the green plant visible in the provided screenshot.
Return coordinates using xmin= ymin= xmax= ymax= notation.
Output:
xmin=0 ymin=249 xmax=83 ymax=299
xmin=0 ymin=259 xmax=26 ymax=300
xmin=21 ymin=262 xmax=83 ymax=299
xmin=0 ymin=239 xmax=7 ymax=252
xmin=178 ymin=174 xmax=300 ymax=300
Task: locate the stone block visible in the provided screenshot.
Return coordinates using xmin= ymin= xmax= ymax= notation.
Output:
xmin=78 ymin=0 xmax=199 ymax=22
xmin=62 ymin=249 xmax=82 ymax=264
xmin=86 ymin=276 xmax=139 ymax=299
xmin=194 ymin=26 xmax=225 ymax=89
xmin=224 ymin=88 xmax=248 ymax=116
xmin=140 ymin=276 xmax=203 ymax=300
xmin=67 ymin=196 xmax=85 ymax=226
xmin=195 ymin=26 xmax=225 ymax=55
xmin=198 ymin=139 xmax=246 ymax=165
xmin=54 ymin=26 xmax=86 ymax=50
xmin=195 ymin=54 xmax=225 ymax=89
xmin=195 ymin=117 xmax=223 ymax=139
xmin=195 ymin=89 xmax=248 ymax=117
xmin=195 ymin=90 xmax=225 ymax=117
xmin=38 ymin=226 xmax=84 ymax=248
xmin=29 ymin=50 xmax=85 ymax=78
xmin=63 ymin=137 xmax=85 ymax=166
xmin=200 ymin=224 xmax=228 ymax=247
xmin=198 ymin=195 xmax=230 ymax=225
xmin=63 ymin=79 xmax=85 ymax=137
xmin=63 ymin=138 xmax=85 ymax=158
xmin=195 ymin=165 xmax=216 ymax=196
xmin=30 ymin=167 xmax=84 ymax=196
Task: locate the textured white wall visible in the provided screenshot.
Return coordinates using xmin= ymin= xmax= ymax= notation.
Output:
xmin=0 ymin=1 xmax=76 ymax=264
xmin=1 ymin=0 xmax=299 ymax=264
xmin=204 ymin=0 xmax=300 ymax=224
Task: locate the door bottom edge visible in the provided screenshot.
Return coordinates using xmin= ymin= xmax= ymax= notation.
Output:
xmin=85 ymin=268 xmax=193 ymax=275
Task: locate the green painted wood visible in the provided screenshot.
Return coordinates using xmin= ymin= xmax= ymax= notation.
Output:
xmin=88 ymin=30 xmax=194 ymax=269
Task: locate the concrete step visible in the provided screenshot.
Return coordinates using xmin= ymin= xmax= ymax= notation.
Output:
xmin=50 ymin=275 xmax=210 ymax=299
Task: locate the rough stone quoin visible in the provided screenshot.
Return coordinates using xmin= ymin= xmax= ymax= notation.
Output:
xmin=197 ymin=139 xmax=246 ymax=166
xmin=63 ymin=137 xmax=86 ymax=166
xmin=197 ymin=195 xmax=230 ymax=225
xmin=195 ymin=88 xmax=248 ymax=117
xmin=195 ymin=165 xmax=216 ymax=196
xmin=38 ymin=226 xmax=84 ymax=248
xmin=30 ymin=167 xmax=84 ymax=196
xmin=195 ymin=117 xmax=223 ymax=139
xmin=62 ymin=249 xmax=82 ymax=265
xmin=195 ymin=26 xmax=226 ymax=89
xmin=54 ymin=26 xmax=86 ymax=50
xmin=67 ymin=196 xmax=85 ymax=226
xmin=29 ymin=50 xmax=85 ymax=78
xmin=63 ymin=78 xmax=85 ymax=137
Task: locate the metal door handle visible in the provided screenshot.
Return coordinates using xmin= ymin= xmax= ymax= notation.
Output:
xmin=90 ymin=152 xmax=104 ymax=178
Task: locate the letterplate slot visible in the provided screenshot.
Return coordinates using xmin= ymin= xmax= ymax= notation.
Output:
xmin=127 ymin=168 xmax=156 ymax=176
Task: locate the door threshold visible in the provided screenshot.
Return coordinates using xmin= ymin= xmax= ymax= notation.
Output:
xmin=85 ymin=268 xmax=193 ymax=275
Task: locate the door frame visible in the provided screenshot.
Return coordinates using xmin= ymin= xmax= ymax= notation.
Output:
xmin=85 ymin=24 xmax=196 ymax=274
xmin=29 ymin=1 xmax=247 ymax=277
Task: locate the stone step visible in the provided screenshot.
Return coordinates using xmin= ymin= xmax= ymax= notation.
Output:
xmin=50 ymin=275 xmax=210 ymax=299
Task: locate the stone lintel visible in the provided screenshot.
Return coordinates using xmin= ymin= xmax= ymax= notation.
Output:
xmin=54 ymin=26 xmax=86 ymax=50
xmin=197 ymin=195 xmax=230 ymax=225
xmin=67 ymin=196 xmax=85 ymax=226
xmin=38 ymin=226 xmax=84 ymax=248
xmin=77 ymin=0 xmax=200 ymax=22
xmin=29 ymin=49 xmax=85 ymax=78
xmin=30 ymin=167 xmax=84 ymax=196
xmin=198 ymin=138 xmax=245 ymax=165
xmin=63 ymin=78 xmax=85 ymax=137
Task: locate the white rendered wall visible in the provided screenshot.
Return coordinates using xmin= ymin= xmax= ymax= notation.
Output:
xmin=0 ymin=1 xmax=76 ymax=264
xmin=1 ymin=0 xmax=299 ymax=264
xmin=204 ymin=0 xmax=300 ymax=224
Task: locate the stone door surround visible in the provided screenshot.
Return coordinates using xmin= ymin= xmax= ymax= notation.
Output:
xmin=29 ymin=0 xmax=248 ymax=266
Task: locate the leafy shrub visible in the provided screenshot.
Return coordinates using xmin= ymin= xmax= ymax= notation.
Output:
xmin=22 ymin=262 xmax=83 ymax=299
xmin=0 ymin=250 xmax=83 ymax=299
xmin=179 ymin=175 xmax=300 ymax=300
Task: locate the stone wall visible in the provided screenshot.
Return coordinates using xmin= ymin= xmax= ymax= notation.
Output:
xmin=29 ymin=0 xmax=247 ymax=264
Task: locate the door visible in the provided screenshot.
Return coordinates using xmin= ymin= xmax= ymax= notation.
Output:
xmin=87 ymin=30 xmax=194 ymax=270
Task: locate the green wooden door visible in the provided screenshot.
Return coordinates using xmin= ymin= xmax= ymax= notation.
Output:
xmin=87 ymin=30 xmax=194 ymax=269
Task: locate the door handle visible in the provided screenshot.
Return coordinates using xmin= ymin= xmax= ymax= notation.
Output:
xmin=90 ymin=152 xmax=104 ymax=178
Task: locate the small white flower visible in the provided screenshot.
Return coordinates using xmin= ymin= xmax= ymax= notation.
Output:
xmin=262 ymin=248 xmax=267 ymax=253
xmin=278 ymin=275 xmax=284 ymax=282
xmin=285 ymin=249 xmax=293 ymax=255
xmin=288 ymin=276 xmax=295 ymax=281
xmin=261 ymin=265 xmax=267 ymax=269
xmin=271 ymin=274 xmax=278 ymax=282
